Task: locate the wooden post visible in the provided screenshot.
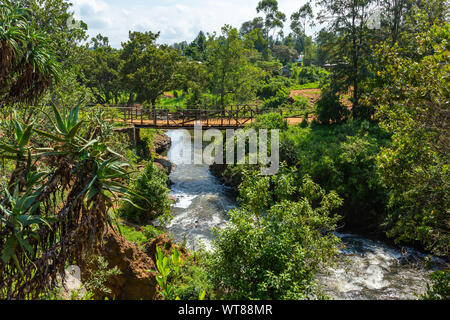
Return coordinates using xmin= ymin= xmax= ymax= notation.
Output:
xmin=153 ymin=109 xmax=157 ymax=126
xmin=167 ymin=109 xmax=169 ymax=127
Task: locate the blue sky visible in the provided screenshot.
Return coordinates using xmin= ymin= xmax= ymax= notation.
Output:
xmin=70 ymin=0 xmax=317 ymax=48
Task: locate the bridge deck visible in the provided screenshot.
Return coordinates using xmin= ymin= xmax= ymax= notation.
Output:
xmin=127 ymin=117 xmax=309 ymax=129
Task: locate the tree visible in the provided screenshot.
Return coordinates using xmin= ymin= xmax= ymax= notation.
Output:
xmin=316 ymin=0 xmax=376 ymax=119
xmin=373 ymin=21 xmax=449 ymax=257
xmin=290 ymin=2 xmax=314 ymax=56
xmin=120 ymin=31 xmax=182 ymax=106
xmin=14 ymin=0 xmax=88 ymax=67
xmin=81 ymin=36 xmax=122 ymax=104
xmin=314 ymin=28 xmax=337 ymax=66
xmin=206 ymin=26 xmax=264 ymax=109
xmin=240 ymin=17 xmax=264 ymax=36
xmin=271 ymin=45 xmax=299 ymax=65
xmin=183 ymin=31 xmax=207 ymax=61
xmin=0 ymin=1 xmax=60 ymax=106
xmin=256 ymin=0 xmax=286 ymax=45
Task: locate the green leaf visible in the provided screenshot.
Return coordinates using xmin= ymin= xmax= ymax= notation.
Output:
xmin=18 ymin=124 xmax=34 ymax=147
xmin=67 ymin=121 xmax=84 ymax=139
xmin=51 ymin=104 xmax=67 ymax=134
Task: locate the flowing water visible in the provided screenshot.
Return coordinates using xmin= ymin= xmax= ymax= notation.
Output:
xmin=162 ymin=129 xmax=444 ymax=300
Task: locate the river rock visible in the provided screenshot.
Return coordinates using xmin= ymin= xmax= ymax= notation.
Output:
xmin=153 ymin=133 xmax=172 ymax=155
xmin=154 ymin=157 xmax=173 ymax=175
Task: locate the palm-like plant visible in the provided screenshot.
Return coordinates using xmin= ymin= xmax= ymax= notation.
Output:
xmin=0 ymin=104 xmax=144 ymax=299
xmin=0 ymin=1 xmax=27 ymax=87
xmin=0 ymin=1 xmax=60 ymax=105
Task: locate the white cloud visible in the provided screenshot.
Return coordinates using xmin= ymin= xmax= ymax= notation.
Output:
xmin=70 ymin=0 xmax=317 ymax=48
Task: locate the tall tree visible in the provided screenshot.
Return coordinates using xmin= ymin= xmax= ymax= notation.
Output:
xmin=206 ymin=26 xmax=264 ymax=109
xmin=373 ymin=21 xmax=449 ymax=257
xmin=316 ymin=0 xmax=376 ymax=119
xmin=120 ymin=31 xmax=182 ymax=106
xmin=183 ymin=31 xmax=208 ymax=61
xmin=256 ymin=0 xmax=286 ymax=45
xmin=290 ymin=2 xmax=314 ymax=55
xmin=13 ymin=0 xmax=88 ymax=67
xmin=81 ymin=35 xmax=122 ymax=104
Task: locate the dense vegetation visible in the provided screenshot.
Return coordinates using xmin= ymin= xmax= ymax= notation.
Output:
xmin=0 ymin=0 xmax=448 ymax=300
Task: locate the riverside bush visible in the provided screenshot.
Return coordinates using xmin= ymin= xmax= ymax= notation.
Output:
xmin=119 ymin=161 xmax=171 ymax=224
xmin=207 ymin=171 xmax=342 ymax=300
xmin=280 ymin=121 xmax=391 ymax=231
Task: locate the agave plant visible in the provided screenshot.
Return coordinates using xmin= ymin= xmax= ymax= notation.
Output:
xmin=0 ymin=114 xmax=34 ymax=161
xmin=0 ymin=103 xmax=145 ymax=299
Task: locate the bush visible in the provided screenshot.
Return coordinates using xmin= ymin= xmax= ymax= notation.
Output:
xmin=257 ymin=77 xmax=292 ymax=100
xmin=292 ymin=96 xmax=309 ymax=110
xmin=316 ymin=88 xmax=348 ymax=124
xmin=207 ymin=171 xmax=342 ymax=300
xmin=249 ymin=113 xmax=288 ymax=131
xmin=261 ymin=92 xmax=289 ymax=109
xmin=119 ymin=161 xmax=171 ymax=224
xmin=291 ymin=65 xmax=329 ymax=85
xmin=173 ymin=256 xmax=214 ymax=300
xmin=422 ymin=271 xmax=450 ymax=300
xmin=280 ymin=121 xmax=391 ymax=231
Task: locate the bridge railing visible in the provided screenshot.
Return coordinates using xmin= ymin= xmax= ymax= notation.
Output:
xmin=88 ymin=104 xmax=316 ymax=128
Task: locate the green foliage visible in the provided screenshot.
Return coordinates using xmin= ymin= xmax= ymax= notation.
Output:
xmin=83 ymin=255 xmax=121 ymax=298
xmin=0 ymin=1 xmax=61 ymax=105
xmin=142 ymin=225 xmax=163 ymax=240
xmin=257 ymin=77 xmax=291 ymax=100
xmin=249 ymin=113 xmax=288 ymax=131
xmin=421 ymin=271 xmax=450 ymax=300
xmin=172 ymin=256 xmax=212 ymax=300
xmin=373 ymin=22 xmax=449 ymax=256
xmin=151 ymin=245 xmax=184 ymax=300
xmin=0 ymin=103 xmax=139 ymax=299
xmin=261 ymin=90 xmax=289 ymax=109
xmin=81 ymin=37 xmax=122 ymax=104
xmin=280 ymin=121 xmax=390 ymax=231
xmin=316 ymin=87 xmax=348 ymax=124
xmin=119 ymin=161 xmax=171 ymax=224
xmin=208 ymin=171 xmax=342 ymax=300
xmin=118 ymin=224 xmax=149 ymax=247
xmin=272 ymin=45 xmax=299 ymax=64
xmin=206 ymin=25 xmax=264 ymax=108
xmin=291 ymin=65 xmax=329 ymax=85
xmin=120 ymin=31 xmax=183 ymax=105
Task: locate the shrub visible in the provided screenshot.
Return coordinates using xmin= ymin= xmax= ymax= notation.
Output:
xmin=422 ymin=271 xmax=450 ymax=300
xmin=261 ymin=93 xmax=289 ymax=109
xmin=249 ymin=113 xmax=288 ymax=131
xmin=280 ymin=121 xmax=391 ymax=231
xmin=291 ymin=65 xmax=329 ymax=85
xmin=207 ymin=171 xmax=342 ymax=300
xmin=316 ymin=88 xmax=348 ymax=124
xmin=119 ymin=161 xmax=171 ymax=224
xmin=257 ymin=77 xmax=292 ymax=100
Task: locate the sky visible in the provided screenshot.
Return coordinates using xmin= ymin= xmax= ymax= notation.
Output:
xmin=70 ymin=0 xmax=318 ymax=48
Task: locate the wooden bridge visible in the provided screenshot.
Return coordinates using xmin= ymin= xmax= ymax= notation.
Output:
xmin=101 ymin=105 xmax=315 ymax=129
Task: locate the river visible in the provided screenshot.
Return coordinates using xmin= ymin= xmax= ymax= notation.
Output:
xmin=162 ymin=129 xmax=443 ymax=300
